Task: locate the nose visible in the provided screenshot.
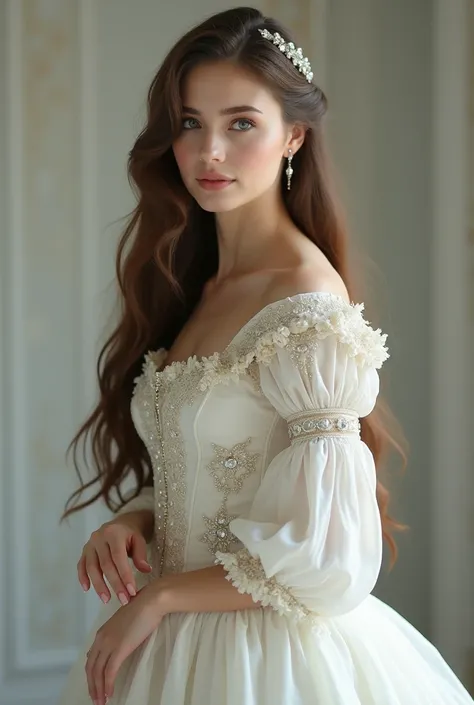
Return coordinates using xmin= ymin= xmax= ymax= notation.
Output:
xmin=199 ymin=131 xmax=225 ymax=163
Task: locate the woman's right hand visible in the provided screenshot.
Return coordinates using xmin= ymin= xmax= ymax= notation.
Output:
xmin=77 ymin=511 xmax=153 ymax=606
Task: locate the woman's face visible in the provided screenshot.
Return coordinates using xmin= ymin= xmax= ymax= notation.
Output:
xmin=172 ymin=61 xmax=292 ymax=212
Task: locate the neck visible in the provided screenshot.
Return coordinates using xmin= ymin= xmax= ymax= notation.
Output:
xmin=213 ymin=188 xmax=294 ymax=281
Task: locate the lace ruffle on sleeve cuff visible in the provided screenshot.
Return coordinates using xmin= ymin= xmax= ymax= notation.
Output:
xmin=214 ymin=548 xmax=323 ymax=630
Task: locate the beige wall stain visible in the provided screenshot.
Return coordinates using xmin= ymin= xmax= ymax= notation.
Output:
xmin=19 ymin=0 xmax=81 ymax=651
xmin=262 ymin=0 xmax=312 ymax=49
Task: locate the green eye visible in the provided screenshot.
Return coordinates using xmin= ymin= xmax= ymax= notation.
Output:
xmin=231 ymin=118 xmax=255 ymax=131
xmin=182 ymin=118 xmax=199 ymax=129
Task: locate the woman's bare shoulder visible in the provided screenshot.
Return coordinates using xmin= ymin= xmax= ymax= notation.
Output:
xmin=262 ymin=260 xmax=351 ymax=308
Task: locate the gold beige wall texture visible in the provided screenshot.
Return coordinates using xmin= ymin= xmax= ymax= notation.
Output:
xmin=263 ymin=0 xmax=312 ymax=48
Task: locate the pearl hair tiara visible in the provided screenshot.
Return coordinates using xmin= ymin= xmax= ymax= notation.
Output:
xmin=258 ymin=29 xmax=314 ymax=83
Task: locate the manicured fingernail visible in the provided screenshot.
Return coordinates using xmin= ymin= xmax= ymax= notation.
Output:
xmin=81 ymin=582 xmax=88 ymax=591
xmin=126 ymin=583 xmax=136 ymax=596
xmin=100 ymin=593 xmax=109 ymax=604
xmin=118 ymin=592 xmax=129 ymax=606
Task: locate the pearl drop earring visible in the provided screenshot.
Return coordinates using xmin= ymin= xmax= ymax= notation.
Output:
xmin=286 ymin=149 xmax=294 ymax=190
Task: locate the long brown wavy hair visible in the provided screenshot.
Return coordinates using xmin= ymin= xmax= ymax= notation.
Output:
xmin=61 ymin=6 xmax=408 ymax=567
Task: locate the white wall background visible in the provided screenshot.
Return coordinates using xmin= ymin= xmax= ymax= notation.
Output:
xmin=0 ymin=1 xmax=472 ymax=703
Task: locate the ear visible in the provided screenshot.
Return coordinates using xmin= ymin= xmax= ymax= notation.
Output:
xmin=285 ymin=123 xmax=306 ymax=156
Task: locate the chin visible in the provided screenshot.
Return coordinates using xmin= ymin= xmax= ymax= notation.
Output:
xmin=192 ymin=192 xmax=246 ymax=213
xmin=197 ymin=201 xmax=242 ymax=213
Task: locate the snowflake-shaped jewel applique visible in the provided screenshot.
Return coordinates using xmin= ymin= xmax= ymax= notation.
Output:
xmin=199 ymin=505 xmax=240 ymax=555
xmin=207 ymin=438 xmax=261 ymax=493
xmin=200 ymin=438 xmax=261 ymax=558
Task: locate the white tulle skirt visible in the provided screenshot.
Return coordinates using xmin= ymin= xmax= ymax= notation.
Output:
xmin=59 ymin=571 xmax=473 ymax=705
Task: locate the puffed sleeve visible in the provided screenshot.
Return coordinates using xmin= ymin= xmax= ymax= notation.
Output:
xmin=215 ymin=299 xmax=389 ymax=622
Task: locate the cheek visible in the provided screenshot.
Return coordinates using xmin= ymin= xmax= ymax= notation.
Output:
xmin=235 ymin=132 xmax=284 ymax=173
xmin=172 ymin=139 xmax=194 ymax=178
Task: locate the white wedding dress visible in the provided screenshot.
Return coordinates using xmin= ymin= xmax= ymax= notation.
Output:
xmin=60 ymin=292 xmax=473 ymax=704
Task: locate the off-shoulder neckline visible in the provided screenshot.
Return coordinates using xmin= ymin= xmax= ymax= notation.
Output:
xmin=149 ymin=291 xmax=353 ymax=376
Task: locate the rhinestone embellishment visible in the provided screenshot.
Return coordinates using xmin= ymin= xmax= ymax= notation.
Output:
xmin=258 ymin=29 xmax=314 ymax=83
xmin=200 ymin=438 xmax=261 ymax=557
xmin=287 ymin=409 xmax=360 ymax=442
xmin=200 ymin=507 xmax=239 ymax=556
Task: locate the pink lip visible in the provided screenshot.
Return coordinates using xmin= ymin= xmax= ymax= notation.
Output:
xmin=197 ymin=178 xmax=235 ymax=191
xmin=198 ymin=171 xmax=233 ymax=180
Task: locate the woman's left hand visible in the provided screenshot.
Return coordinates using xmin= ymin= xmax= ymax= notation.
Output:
xmin=85 ymin=581 xmax=165 ymax=705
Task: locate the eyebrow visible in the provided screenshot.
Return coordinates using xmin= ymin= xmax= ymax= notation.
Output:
xmin=182 ymin=105 xmax=263 ymax=116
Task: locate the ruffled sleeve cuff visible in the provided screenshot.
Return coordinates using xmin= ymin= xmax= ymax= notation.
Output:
xmin=215 ymin=548 xmax=323 ymax=630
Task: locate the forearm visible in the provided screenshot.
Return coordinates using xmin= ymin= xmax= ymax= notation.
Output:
xmin=155 ymin=564 xmax=262 ymax=614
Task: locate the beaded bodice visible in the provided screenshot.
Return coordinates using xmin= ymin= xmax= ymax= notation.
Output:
xmin=130 ymin=293 xmax=388 ymax=579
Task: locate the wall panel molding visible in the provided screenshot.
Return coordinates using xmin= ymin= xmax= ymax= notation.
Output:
xmin=0 ymin=0 xmax=102 ymax=702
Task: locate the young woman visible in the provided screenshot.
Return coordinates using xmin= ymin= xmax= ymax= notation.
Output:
xmin=59 ymin=6 xmax=473 ymax=705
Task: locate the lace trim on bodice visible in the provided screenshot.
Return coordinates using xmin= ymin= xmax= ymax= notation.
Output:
xmin=138 ymin=292 xmax=389 ymax=392
xmin=131 ymin=293 xmax=388 ymax=576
